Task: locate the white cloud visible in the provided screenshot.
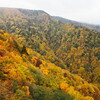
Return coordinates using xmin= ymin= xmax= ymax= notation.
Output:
xmin=0 ymin=0 xmax=99 ymax=25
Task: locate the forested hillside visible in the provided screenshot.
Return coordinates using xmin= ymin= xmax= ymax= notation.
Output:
xmin=0 ymin=30 xmax=100 ymax=100
xmin=0 ymin=7 xmax=100 ymax=100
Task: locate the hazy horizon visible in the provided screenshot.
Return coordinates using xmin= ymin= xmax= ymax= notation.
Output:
xmin=0 ymin=0 xmax=99 ymax=25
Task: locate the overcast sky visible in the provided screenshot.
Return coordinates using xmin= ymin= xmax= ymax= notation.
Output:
xmin=0 ymin=0 xmax=99 ymax=25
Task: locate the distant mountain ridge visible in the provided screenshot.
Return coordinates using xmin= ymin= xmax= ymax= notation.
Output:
xmin=0 ymin=7 xmax=100 ymax=32
xmin=53 ymin=16 xmax=100 ymax=32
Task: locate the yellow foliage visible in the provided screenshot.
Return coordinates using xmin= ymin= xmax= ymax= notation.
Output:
xmin=0 ymin=30 xmax=4 ymax=33
xmin=8 ymin=68 xmax=18 ymax=79
xmin=40 ymin=66 xmax=49 ymax=75
xmin=85 ymin=96 xmax=94 ymax=100
xmin=26 ymin=76 xmax=36 ymax=83
xmin=42 ymin=69 xmax=49 ymax=75
xmin=4 ymin=33 xmax=10 ymax=37
xmin=22 ymin=86 xmax=30 ymax=96
xmin=60 ymin=82 xmax=69 ymax=91
xmin=10 ymin=52 xmax=23 ymax=63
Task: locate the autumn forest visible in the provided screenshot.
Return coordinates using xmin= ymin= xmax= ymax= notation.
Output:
xmin=0 ymin=7 xmax=100 ymax=100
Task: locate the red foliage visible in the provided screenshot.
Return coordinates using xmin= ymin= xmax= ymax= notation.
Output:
xmin=0 ymin=52 xmax=4 ymax=56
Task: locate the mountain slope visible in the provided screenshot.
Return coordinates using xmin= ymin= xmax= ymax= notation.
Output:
xmin=0 ymin=7 xmax=100 ymax=86
xmin=0 ymin=29 xmax=100 ymax=100
xmin=53 ymin=16 xmax=100 ymax=32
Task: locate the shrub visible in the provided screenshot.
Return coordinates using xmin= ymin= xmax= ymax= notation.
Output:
xmin=29 ymin=85 xmax=74 ymax=100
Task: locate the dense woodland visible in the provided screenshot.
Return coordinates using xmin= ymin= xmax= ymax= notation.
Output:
xmin=0 ymin=7 xmax=100 ymax=100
